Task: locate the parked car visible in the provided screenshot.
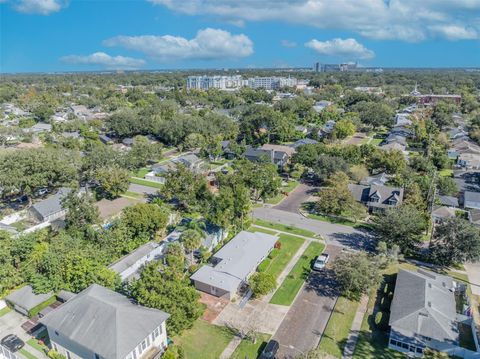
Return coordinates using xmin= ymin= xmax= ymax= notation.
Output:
xmin=259 ymin=339 xmax=279 ymax=359
xmin=1 ymin=334 xmax=25 ymax=352
xmin=313 ymin=253 xmax=329 ymax=271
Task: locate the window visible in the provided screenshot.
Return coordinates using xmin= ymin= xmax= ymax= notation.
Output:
xmin=389 ymin=339 xmax=397 ymax=346
xmin=138 ymin=340 xmax=147 ymax=355
xmin=66 ymin=351 xmax=71 ymax=359
xmin=126 ymin=353 xmax=134 ymax=359
xmin=402 ymin=343 xmax=409 ymax=349
xmin=416 ymin=348 xmax=423 ymax=354
xmin=152 ymin=326 xmax=161 ymax=341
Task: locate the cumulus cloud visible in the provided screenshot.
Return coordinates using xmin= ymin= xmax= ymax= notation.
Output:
xmin=60 ymin=52 xmax=146 ymax=69
xmin=305 ymin=38 xmax=375 ymax=60
xmin=103 ymin=28 xmax=253 ymax=61
xmin=148 ymin=0 xmax=480 ymax=42
xmin=281 ymin=40 xmax=297 ymax=48
xmin=11 ymin=0 xmax=66 ymax=15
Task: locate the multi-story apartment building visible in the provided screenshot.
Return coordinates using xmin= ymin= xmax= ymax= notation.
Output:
xmin=187 ymin=75 xmax=298 ymax=91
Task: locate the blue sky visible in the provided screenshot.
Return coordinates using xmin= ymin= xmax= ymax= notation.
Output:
xmin=1 ymin=0 xmax=480 ymax=72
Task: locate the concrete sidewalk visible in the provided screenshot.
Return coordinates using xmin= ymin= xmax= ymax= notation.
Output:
xmin=465 ymin=263 xmax=480 ymax=296
xmin=342 ymin=294 xmax=369 ymax=359
xmin=219 ymin=336 xmax=242 ymax=359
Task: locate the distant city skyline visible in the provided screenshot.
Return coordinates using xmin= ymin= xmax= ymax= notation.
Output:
xmin=1 ymin=0 xmax=480 ymax=73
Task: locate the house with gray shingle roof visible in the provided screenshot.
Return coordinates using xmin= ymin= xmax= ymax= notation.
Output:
xmin=190 ymin=231 xmax=277 ymax=299
xmin=40 ymin=284 xmax=169 ymax=359
xmin=348 ymin=183 xmax=403 ymax=213
xmin=388 ymin=269 xmax=474 ymax=357
xmin=5 ymin=285 xmax=54 ymax=316
xmin=29 ymin=188 xmax=71 ymax=222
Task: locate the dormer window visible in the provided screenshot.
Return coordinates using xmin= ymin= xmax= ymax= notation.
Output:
xmin=369 ymin=193 xmax=380 ymax=203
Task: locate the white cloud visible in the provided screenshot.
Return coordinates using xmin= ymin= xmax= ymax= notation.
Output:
xmin=103 ymin=28 xmax=253 ymax=61
xmin=60 ymin=52 xmax=146 ymax=69
xmin=305 ymin=38 xmax=375 ymax=60
xmin=429 ymin=25 xmax=478 ymax=40
xmin=148 ymin=0 xmax=480 ymax=42
xmin=281 ymin=40 xmax=297 ymax=48
xmin=12 ymin=0 xmax=66 ymax=15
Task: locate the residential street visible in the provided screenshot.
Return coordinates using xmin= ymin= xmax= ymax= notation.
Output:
xmin=252 ymin=207 xmax=373 ymax=249
xmin=273 ymin=244 xmax=343 ymax=359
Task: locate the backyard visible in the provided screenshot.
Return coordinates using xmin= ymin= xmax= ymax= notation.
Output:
xmin=270 ymin=241 xmax=325 ymax=305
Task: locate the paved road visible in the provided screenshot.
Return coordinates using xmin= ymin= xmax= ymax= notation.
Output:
xmin=274 ymin=183 xmax=318 ymax=213
xmin=252 ymin=207 xmax=373 ymax=250
xmin=274 ymin=245 xmax=343 ymax=359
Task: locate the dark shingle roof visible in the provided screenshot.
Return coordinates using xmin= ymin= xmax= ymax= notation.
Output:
xmin=5 ymin=285 xmax=53 ymax=311
xmin=31 ymin=188 xmax=71 ymax=219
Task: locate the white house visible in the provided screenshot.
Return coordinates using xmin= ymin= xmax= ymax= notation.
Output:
xmin=40 ymin=284 xmax=170 ymax=359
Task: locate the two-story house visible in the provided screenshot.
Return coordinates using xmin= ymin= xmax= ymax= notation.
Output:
xmin=40 ymin=284 xmax=170 ymax=359
xmin=348 ymin=184 xmax=404 ymax=213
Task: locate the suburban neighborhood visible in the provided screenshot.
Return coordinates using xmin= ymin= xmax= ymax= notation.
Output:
xmin=1 ymin=2 xmax=480 ymax=359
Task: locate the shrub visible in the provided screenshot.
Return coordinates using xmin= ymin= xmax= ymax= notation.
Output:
xmin=48 ymin=350 xmax=66 ymax=359
xmin=163 ymin=346 xmax=184 ymax=359
xmin=274 ymin=241 xmax=282 ymax=249
xmin=375 ymin=311 xmax=389 ymax=331
xmin=249 ymin=272 xmax=276 ymax=297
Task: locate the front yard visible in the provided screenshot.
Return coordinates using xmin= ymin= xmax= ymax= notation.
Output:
xmin=318 ymin=296 xmax=360 ymax=358
xmin=265 ymin=180 xmax=300 ymax=205
xmin=231 ymin=333 xmax=271 ymax=359
xmin=174 ymin=319 xmax=234 ymax=359
xmin=270 ymin=241 xmax=325 ymax=305
xmin=258 ymin=234 xmax=305 ymax=280
xmin=129 ymin=177 xmax=164 ymax=189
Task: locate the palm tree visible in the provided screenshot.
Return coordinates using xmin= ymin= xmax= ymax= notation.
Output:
xmin=180 ymin=229 xmax=202 ymax=263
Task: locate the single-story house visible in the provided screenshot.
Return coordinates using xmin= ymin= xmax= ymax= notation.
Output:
xmin=348 ymin=184 xmax=404 ymax=213
xmin=313 ymin=100 xmax=333 ymax=113
xmin=464 ymin=191 xmax=480 ymax=210
xmin=122 ymin=138 xmax=134 ymax=146
xmin=57 ymin=290 xmax=76 ymax=303
xmin=390 ymin=126 xmax=414 ymax=138
xmin=438 ymin=195 xmax=459 ymax=208
xmin=261 ymin=144 xmax=296 ymax=157
xmin=448 ymin=127 xmax=468 ymax=141
xmin=380 ymin=142 xmax=407 ymax=152
xmin=146 ymin=153 xmax=205 ymax=184
xmin=40 ymin=284 xmax=170 ymax=359
xmin=201 ymin=223 xmax=228 ymax=252
xmin=61 ymin=131 xmax=81 ymax=139
xmin=431 ymin=206 xmax=457 ymax=223
xmin=291 ymin=138 xmax=318 ymax=149
xmin=29 ymin=187 xmax=71 ymax=223
xmin=318 ymin=120 xmax=336 ymax=137
xmin=5 ymin=285 xmax=53 ymax=316
xmin=190 ymin=231 xmax=278 ymax=299
xmin=388 ymin=269 xmax=468 ymax=357
xmin=395 ymin=113 xmax=412 ymax=127
xmin=109 ymin=241 xmax=164 ymax=282
xmin=294 ymin=125 xmax=308 ymax=135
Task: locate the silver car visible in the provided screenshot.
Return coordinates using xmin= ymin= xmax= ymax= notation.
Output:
xmin=313 ymin=253 xmax=329 ymax=270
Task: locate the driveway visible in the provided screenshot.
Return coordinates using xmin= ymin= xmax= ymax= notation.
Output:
xmin=273 ymin=245 xmax=343 ymax=359
xmin=274 ymin=184 xmax=318 ymax=213
xmin=465 ymin=262 xmax=480 ymax=296
xmin=128 ymin=183 xmax=158 ymax=196
xmin=252 ymin=207 xmax=373 ymax=250
xmin=0 ymin=310 xmax=30 ymax=341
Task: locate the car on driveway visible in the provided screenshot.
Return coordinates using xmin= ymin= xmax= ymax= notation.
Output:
xmin=1 ymin=334 xmax=25 ymax=352
xmin=313 ymin=253 xmax=329 ymax=271
xmin=259 ymin=339 xmax=279 ymax=359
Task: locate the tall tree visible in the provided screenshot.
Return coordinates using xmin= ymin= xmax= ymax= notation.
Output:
xmin=430 ymin=218 xmax=480 ymax=266
xmin=62 ymin=192 xmax=100 ymax=239
xmin=94 ymin=166 xmax=130 ymax=199
xmin=180 ymin=229 xmax=202 ymax=262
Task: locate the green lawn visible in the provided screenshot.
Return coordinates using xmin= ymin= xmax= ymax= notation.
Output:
xmin=253 ymin=219 xmax=317 ymax=238
xmin=0 ymin=306 xmax=11 ymax=317
xmin=318 ymin=297 xmax=359 ymax=358
xmin=122 ymin=191 xmax=144 ymax=199
xmin=270 ymin=241 xmax=325 ymax=305
xmin=174 ymin=320 xmax=234 ymax=359
xmin=260 ymin=234 xmax=305 ymax=280
xmin=129 ymin=177 xmax=164 ymax=189
xmin=247 ymin=226 xmax=278 ymax=235
xmin=135 ymin=167 xmax=150 ymax=177
xmin=439 ymin=168 xmax=453 ymax=177
xmin=27 ymin=338 xmax=48 ymax=354
xmin=10 ymin=219 xmax=32 ymax=231
xmin=266 ymin=180 xmax=300 ymax=205
xmin=231 ymin=333 xmax=271 ymax=359
xmin=19 ymin=349 xmax=38 ymax=359
xmin=29 ymin=296 xmax=56 ymax=317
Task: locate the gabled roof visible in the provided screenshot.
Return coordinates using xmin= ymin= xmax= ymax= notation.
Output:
xmin=464 ymin=191 xmax=480 ymax=204
xmin=190 ymin=231 xmax=277 ymax=293
xmin=40 ymin=284 xmax=169 ymax=359
xmin=360 ymin=172 xmax=388 ymax=186
xmin=291 ymin=138 xmax=318 ymax=148
xmin=261 ymin=144 xmax=296 ymax=156
xmin=389 ymin=269 xmax=458 ymax=343
xmin=31 ymin=188 xmax=71 ymax=219
xmin=431 ymin=206 xmax=456 ymax=219
xmin=5 ymin=285 xmax=53 ymax=311
xmin=244 ymin=147 xmax=288 ymax=162
xmin=438 ymin=195 xmax=459 ymax=208
xmin=109 ymin=241 xmax=161 ymax=275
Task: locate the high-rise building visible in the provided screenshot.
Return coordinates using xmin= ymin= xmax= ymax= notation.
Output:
xmin=186 ymin=75 xmax=243 ymax=90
